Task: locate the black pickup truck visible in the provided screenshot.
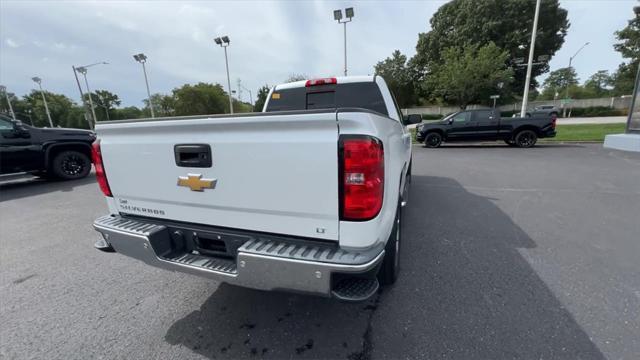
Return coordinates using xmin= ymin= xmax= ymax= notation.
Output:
xmin=0 ymin=115 xmax=95 ymax=180
xmin=415 ymin=109 xmax=556 ymax=148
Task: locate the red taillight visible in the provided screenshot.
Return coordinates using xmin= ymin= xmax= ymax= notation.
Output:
xmin=91 ymin=139 xmax=112 ymax=197
xmin=551 ymin=114 xmax=557 ymax=129
xmin=340 ymin=136 xmax=384 ymax=221
xmin=305 ymin=78 xmax=337 ymax=87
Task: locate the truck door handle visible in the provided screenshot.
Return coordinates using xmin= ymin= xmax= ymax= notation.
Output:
xmin=174 ymin=144 xmax=212 ymax=168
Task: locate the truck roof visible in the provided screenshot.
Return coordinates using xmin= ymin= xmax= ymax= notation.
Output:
xmin=274 ymin=75 xmax=375 ymax=90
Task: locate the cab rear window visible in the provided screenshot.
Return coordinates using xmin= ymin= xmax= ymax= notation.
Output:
xmin=265 ymin=82 xmax=388 ymax=116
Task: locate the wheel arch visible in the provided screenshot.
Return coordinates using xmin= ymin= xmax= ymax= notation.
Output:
xmin=44 ymin=142 xmax=92 ymax=167
xmin=513 ymin=125 xmax=540 ymax=137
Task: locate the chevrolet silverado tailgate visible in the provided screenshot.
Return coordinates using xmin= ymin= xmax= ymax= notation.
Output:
xmin=96 ymin=112 xmax=339 ymax=241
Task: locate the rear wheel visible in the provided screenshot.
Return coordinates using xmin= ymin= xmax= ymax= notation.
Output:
xmin=424 ymin=132 xmax=443 ymax=148
xmin=378 ymin=203 xmax=402 ymax=286
xmin=51 ymin=150 xmax=91 ymax=180
xmin=514 ymin=130 xmax=538 ymax=148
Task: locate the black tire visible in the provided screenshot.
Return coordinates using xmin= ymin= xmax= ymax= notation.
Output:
xmin=51 ymin=150 xmax=91 ymax=180
xmin=504 ymin=139 xmax=517 ymax=147
xmin=525 ymin=113 xmax=532 ymax=117
xmin=379 ymin=203 xmax=402 ymax=286
xmin=514 ymin=130 xmax=538 ymax=148
xmin=424 ymin=132 xmax=443 ymax=148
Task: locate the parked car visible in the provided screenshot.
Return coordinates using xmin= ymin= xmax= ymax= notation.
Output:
xmin=91 ymin=76 xmax=422 ymax=302
xmin=527 ymin=105 xmax=559 ymax=118
xmin=415 ymin=109 xmax=556 ymax=148
xmin=0 ymin=115 xmax=95 ymax=179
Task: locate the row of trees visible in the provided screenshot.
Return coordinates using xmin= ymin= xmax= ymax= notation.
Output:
xmin=0 ymin=83 xmax=254 ymax=129
xmin=374 ymin=0 xmax=637 ymax=109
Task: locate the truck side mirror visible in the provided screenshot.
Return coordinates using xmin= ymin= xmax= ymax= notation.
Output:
xmin=403 ymin=114 xmax=422 ymax=125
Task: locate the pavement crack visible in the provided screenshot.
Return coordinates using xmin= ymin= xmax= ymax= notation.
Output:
xmin=347 ymin=290 xmax=382 ymax=360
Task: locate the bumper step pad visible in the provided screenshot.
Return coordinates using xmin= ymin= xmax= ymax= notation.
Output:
xmin=163 ymin=252 xmax=237 ymax=274
xmin=331 ymin=277 xmax=379 ymax=302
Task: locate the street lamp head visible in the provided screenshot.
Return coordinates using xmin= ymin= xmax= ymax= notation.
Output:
xmin=32 ymin=77 xmax=42 ymax=84
xmin=345 ymin=7 xmax=354 ymax=18
xmin=221 ymin=36 xmax=230 ymax=44
xmin=76 ymin=66 xmax=87 ymax=74
xmin=214 ymin=37 xmax=222 ymax=45
xmin=333 ymin=9 xmax=342 ymax=21
xmin=133 ymin=53 xmax=147 ymax=63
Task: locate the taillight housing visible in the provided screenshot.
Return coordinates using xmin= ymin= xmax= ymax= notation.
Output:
xmin=306 ymin=78 xmax=337 ymax=87
xmin=551 ymin=114 xmax=557 ymax=129
xmin=340 ymin=136 xmax=384 ymax=221
xmin=91 ymin=139 xmax=112 ymax=197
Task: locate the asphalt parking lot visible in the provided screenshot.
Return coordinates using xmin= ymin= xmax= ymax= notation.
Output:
xmin=1 ymin=143 xmax=639 ymax=360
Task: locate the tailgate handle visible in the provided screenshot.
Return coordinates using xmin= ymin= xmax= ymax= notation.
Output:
xmin=174 ymin=144 xmax=212 ymax=168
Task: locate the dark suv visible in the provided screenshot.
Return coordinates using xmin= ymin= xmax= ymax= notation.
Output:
xmin=0 ymin=115 xmax=96 ymax=180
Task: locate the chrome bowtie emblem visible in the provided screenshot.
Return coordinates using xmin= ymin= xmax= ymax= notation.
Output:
xmin=177 ymin=174 xmax=217 ymax=191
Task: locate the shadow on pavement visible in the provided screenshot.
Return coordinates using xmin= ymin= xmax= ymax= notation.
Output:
xmin=165 ymin=175 xmax=604 ymax=359
xmin=0 ymin=175 xmax=96 ymax=202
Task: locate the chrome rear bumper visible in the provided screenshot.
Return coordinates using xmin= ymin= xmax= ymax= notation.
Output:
xmin=93 ymin=215 xmax=384 ymax=298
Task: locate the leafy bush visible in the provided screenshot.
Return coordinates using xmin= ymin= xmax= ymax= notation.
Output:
xmin=567 ymin=107 xmax=627 ymax=117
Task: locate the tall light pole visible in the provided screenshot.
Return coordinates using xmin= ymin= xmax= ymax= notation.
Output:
xmin=520 ymin=0 xmax=541 ymax=118
xmin=72 ymin=65 xmax=92 ymax=128
xmin=31 ymin=77 xmax=54 ymax=127
xmin=0 ymin=85 xmax=17 ymax=120
xmin=133 ymin=53 xmax=155 ymax=118
xmin=334 ymin=7 xmax=354 ymax=76
xmin=214 ymin=36 xmax=234 ymax=114
xmin=74 ymin=61 xmax=108 ymax=125
xmin=563 ymin=41 xmax=590 ymax=117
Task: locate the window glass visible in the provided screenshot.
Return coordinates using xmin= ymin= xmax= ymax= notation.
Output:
xmin=306 ymin=91 xmax=335 ymax=110
xmin=474 ymin=110 xmax=493 ymax=122
xmin=452 ymin=112 xmax=469 ymax=122
xmin=265 ymin=82 xmax=389 ymax=116
xmin=0 ymin=119 xmax=14 ymax=130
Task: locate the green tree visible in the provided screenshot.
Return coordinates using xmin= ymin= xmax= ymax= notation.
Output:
xmin=93 ymin=90 xmax=121 ymax=121
xmin=427 ymin=43 xmax=513 ymax=109
xmin=113 ymin=106 xmax=144 ymax=120
xmin=611 ymin=8 xmax=639 ymax=95
xmin=413 ymin=0 xmax=569 ymax=95
xmin=172 ymin=82 xmax=229 ymax=116
xmin=583 ymin=70 xmax=613 ymax=97
xmin=253 ymin=85 xmax=271 ymax=112
xmin=538 ymin=67 xmax=578 ymax=99
xmin=23 ymin=90 xmax=84 ymax=128
xmin=144 ymin=93 xmax=175 ymax=117
xmin=374 ymin=50 xmax=417 ymax=107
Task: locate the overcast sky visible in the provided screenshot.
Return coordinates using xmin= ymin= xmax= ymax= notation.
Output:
xmin=0 ymin=0 xmax=636 ymax=107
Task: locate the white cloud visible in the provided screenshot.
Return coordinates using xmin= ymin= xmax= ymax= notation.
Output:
xmin=5 ymin=38 xmax=19 ymax=48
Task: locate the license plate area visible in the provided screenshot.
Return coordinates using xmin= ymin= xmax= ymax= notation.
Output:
xmin=164 ymin=226 xmax=251 ymax=259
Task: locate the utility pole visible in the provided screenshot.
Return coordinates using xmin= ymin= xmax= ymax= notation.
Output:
xmin=520 ymin=0 xmax=541 ymax=118
xmin=563 ymin=42 xmax=590 ymax=117
xmin=31 ymin=77 xmax=53 ymax=127
xmin=214 ymin=36 xmax=234 ymax=114
xmin=133 ymin=53 xmax=155 ymax=118
xmin=73 ymin=61 xmax=107 ymax=126
xmin=334 ymin=7 xmax=354 ymax=76
xmin=72 ymin=65 xmax=93 ymax=128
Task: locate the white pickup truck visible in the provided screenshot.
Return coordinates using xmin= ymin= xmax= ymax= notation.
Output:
xmin=92 ymin=76 xmax=422 ymax=301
